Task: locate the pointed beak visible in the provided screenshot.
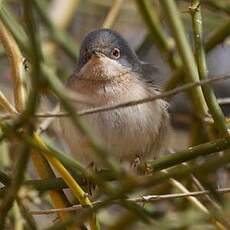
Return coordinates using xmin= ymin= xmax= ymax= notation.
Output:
xmin=92 ymin=50 xmax=105 ymax=58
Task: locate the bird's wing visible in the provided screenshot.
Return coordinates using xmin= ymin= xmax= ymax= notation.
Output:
xmin=140 ymin=62 xmax=164 ymax=87
xmin=66 ymin=70 xmax=80 ymax=87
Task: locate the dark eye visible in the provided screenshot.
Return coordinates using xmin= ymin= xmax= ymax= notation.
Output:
xmin=111 ymin=48 xmax=120 ymax=59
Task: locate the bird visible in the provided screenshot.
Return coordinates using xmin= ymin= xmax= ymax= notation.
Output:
xmin=60 ymin=28 xmax=170 ymax=171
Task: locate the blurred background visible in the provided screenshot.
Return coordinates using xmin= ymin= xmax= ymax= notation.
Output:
xmin=0 ymin=0 xmax=230 ymax=229
xmin=1 ymin=0 xmax=230 ymax=150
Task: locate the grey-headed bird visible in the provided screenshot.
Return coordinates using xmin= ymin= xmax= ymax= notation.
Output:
xmin=60 ymin=29 xmax=170 ymax=170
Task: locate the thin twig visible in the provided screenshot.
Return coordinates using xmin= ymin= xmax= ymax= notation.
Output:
xmin=0 ymin=20 xmax=26 ymax=112
xmin=217 ymin=98 xmax=230 ymax=105
xmin=135 ymin=0 xmax=181 ymax=69
xmin=0 ymin=144 xmax=31 ymax=228
xmin=169 ymin=177 xmax=227 ymax=230
xmin=58 ymin=74 xmax=230 ymax=117
xmin=30 ymin=187 xmax=230 ymax=215
xmin=0 ymin=2 xmax=30 ymax=227
xmin=164 ymin=18 xmax=230 ymax=91
xmin=20 ymin=0 xmax=73 ymax=226
xmin=203 ymin=0 xmax=230 ymax=16
xmin=12 ymin=202 xmax=24 ymax=230
xmin=190 ymin=174 xmax=222 ymax=211
xmin=160 ymin=0 xmax=208 ymax=117
xmin=32 ymin=0 xmax=79 ymax=60
xmin=190 ymin=0 xmax=228 ymax=136
xmin=0 ymin=74 xmax=229 ymax=120
xmin=0 ymin=90 xmax=17 ymax=113
xmin=36 ymin=104 xmax=60 ymax=134
xmin=33 ymin=134 xmax=100 ymax=230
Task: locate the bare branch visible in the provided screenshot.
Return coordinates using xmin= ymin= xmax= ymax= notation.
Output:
xmin=0 ymin=20 xmax=26 ymax=112
xmin=1 ymin=74 xmax=230 ymax=120
xmin=102 ymin=0 xmax=123 ymax=28
xmin=30 ymin=187 xmax=230 ymax=215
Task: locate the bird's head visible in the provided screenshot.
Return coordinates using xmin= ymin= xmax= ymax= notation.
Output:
xmin=76 ymin=29 xmax=142 ymax=81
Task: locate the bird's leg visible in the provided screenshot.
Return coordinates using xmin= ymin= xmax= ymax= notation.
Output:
xmin=130 ymin=155 xmax=142 ymax=173
xmin=131 ymin=155 xmax=153 ymax=175
xmin=82 ymin=162 xmax=97 ymax=196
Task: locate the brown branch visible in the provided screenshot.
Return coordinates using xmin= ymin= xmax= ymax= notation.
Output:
xmin=0 ymin=20 xmax=26 ymax=112
xmin=30 ymin=187 xmax=230 ymax=215
xmin=102 ymin=0 xmax=123 ymax=28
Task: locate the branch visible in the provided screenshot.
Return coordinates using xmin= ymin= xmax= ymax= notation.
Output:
xmin=0 ymin=90 xmax=17 ymax=113
xmin=30 ymin=187 xmax=230 ymax=215
xmin=160 ymin=0 xmax=208 ymax=117
xmin=165 ymin=18 xmax=230 ymax=91
xmin=190 ymin=0 xmax=228 ymax=136
xmin=43 ymin=0 xmax=81 ymax=57
xmin=33 ymin=134 xmax=100 ymax=230
xmin=169 ymin=176 xmax=227 ymax=229
xmin=205 ymin=19 xmax=230 ymax=52
xmin=32 ymin=0 xmax=79 ymax=60
xmin=135 ymin=0 xmax=181 ymax=69
xmin=0 ymin=74 xmax=230 ymax=119
xmin=203 ymin=0 xmax=230 ymax=16
xmin=0 ymin=20 xmax=25 ymax=112
xmin=102 ymin=0 xmax=123 ymax=28
xmin=0 ymin=144 xmax=31 ymax=228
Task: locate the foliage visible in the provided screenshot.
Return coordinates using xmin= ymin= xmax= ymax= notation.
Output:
xmin=0 ymin=0 xmax=230 ymax=229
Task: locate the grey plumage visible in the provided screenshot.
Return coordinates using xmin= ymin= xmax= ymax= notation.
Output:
xmin=60 ymin=29 xmax=170 ymax=169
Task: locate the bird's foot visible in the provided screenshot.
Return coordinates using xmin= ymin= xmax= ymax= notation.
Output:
xmin=82 ymin=162 xmax=98 ymax=195
xmin=130 ymin=155 xmax=142 ymax=173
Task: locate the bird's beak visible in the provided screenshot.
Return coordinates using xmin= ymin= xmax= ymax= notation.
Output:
xmin=92 ymin=50 xmax=105 ymax=58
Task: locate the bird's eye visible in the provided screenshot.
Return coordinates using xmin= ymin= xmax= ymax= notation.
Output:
xmin=111 ymin=48 xmax=120 ymax=59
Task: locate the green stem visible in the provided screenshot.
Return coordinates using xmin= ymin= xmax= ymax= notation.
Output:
xmin=190 ymin=0 xmax=228 ymax=136
xmin=45 ymin=147 xmax=230 ymax=230
xmin=148 ymin=138 xmax=230 ymax=171
xmin=203 ymin=0 xmax=230 ymax=15
xmin=1 ymin=138 xmax=230 ymax=194
xmin=160 ymin=0 xmax=208 ymax=117
xmin=135 ymin=0 xmax=181 ymax=69
xmin=0 ymin=144 xmax=30 ymax=228
xmin=17 ymin=199 xmax=37 ymax=230
xmin=165 ymin=18 xmax=230 ymax=91
xmin=0 ymin=0 xmax=43 ymax=226
xmin=32 ymin=0 xmax=79 ymax=60
xmin=12 ymin=202 xmax=24 ymax=230
xmin=0 ymin=3 xmax=29 ymax=53
xmin=139 ymin=150 xmax=230 ymax=190
xmin=205 ymin=19 xmax=230 ymax=52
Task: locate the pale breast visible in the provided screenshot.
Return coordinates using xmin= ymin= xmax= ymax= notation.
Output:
xmin=60 ymin=77 xmax=169 ymax=168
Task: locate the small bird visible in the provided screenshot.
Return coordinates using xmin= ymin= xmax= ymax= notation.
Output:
xmin=60 ymin=29 xmax=170 ymax=170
